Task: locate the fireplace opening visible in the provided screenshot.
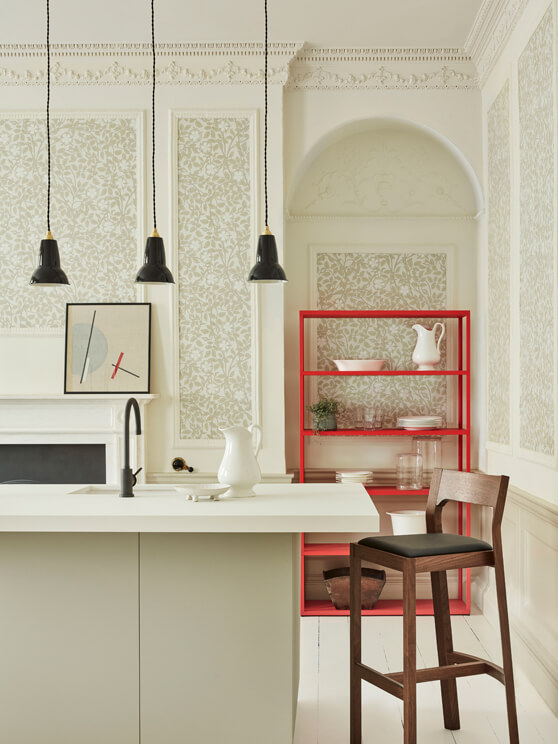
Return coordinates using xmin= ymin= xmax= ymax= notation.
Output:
xmin=0 ymin=444 xmax=106 ymax=484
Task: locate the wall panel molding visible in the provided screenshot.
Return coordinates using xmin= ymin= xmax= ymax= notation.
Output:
xmin=486 ymin=81 xmax=511 ymax=447
xmin=172 ymin=111 xmax=257 ymax=442
xmin=0 ymin=111 xmax=142 ymax=331
xmin=517 ymin=6 xmax=556 ymax=460
xmin=473 ymin=483 xmax=558 ymax=714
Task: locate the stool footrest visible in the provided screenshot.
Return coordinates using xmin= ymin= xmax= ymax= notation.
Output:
xmin=448 ymin=651 xmax=505 ymax=685
xmin=387 ymin=661 xmax=488 ymax=685
xmin=355 ymin=662 xmax=404 ymax=699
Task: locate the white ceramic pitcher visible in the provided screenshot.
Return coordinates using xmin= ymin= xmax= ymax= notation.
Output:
xmin=217 ymin=424 xmax=262 ymax=498
xmin=412 ymin=322 xmax=445 ymax=370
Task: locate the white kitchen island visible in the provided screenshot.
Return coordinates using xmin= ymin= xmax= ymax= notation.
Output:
xmin=0 ymin=482 xmax=378 ymax=744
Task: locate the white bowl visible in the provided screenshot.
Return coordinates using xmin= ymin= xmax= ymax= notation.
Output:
xmin=333 ymin=359 xmax=385 ymax=372
xmin=175 ymin=484 xmax=229 ymax=502
xmin=387 ymin=510 xmax=427 ymax=535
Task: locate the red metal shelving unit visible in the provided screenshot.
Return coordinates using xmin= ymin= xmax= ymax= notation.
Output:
xmin=299 ymin=309 xmax=471 ymax=617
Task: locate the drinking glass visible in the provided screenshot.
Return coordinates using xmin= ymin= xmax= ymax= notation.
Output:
xmin=363 ymin=406 xmax=375 ymax=429
xmin=396 ymin=452 xmax=423 ymax=490
xmin=353 ymin=405 xmax=364 ymax=429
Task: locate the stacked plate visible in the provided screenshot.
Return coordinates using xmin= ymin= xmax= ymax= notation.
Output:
xmin=335 ymin=469 xmax=373 ymax=485
xmin=396 ymin=415 xmax=443 ymax=431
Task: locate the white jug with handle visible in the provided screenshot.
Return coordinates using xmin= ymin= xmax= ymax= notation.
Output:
xmin=412 ymin=322 xmax=445 ymax=370
xmin=217 ymin=424 xmax=262 ymax=498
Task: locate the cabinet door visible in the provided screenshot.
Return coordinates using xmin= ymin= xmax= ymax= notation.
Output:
xmin=0 ymin=533 xmax=139 ymax=744
xmin=139 ymin=533 xmax=299 ymax=744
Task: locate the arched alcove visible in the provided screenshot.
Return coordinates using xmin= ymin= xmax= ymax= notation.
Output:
xmin=288 ymin=117 xmax=482 ymax=218
xmin=284 ymin=117 xmax=482 ymax=474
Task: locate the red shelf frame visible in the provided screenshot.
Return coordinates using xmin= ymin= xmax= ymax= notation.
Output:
xmin=299 ymin=309 xmax=471 ymax=617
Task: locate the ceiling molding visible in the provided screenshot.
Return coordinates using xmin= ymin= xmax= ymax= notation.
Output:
xmin=0 ymin=41 xmax=477 ymax=89
xmin=465 ymin=0 xmax=530 ymax=83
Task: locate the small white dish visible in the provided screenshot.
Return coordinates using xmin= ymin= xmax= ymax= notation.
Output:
xmin=176 ymin=484 xmax=229 ymax=502
xmin=333 ymin=359 xmax=385 ymax=372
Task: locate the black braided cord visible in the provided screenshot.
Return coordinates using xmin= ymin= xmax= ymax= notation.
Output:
xmin=151 ymin=0 xmax=157 ymax=230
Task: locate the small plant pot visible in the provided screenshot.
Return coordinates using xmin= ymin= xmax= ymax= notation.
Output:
xmin=323 ymin=566 xmax=386 ymax=610
xmin=314 ymin=413 xmax=337 ymax=431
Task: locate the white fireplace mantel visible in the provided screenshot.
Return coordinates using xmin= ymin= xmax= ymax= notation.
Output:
xmin=0 ymin=395 xmax=158 ymax=484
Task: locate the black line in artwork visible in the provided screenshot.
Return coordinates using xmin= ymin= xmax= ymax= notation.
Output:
xmin=80 ymin=310 xmax=97 ymax=384
xmin=111 ymin=364 xmax=140 ymax=379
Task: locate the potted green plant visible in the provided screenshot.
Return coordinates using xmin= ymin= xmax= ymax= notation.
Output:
xmin=306 ymin=397 xmax=341 ymax=433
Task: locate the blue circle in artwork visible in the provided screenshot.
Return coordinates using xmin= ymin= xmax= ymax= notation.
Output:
xmin=71 ymin=323 xmax=108 ymax=377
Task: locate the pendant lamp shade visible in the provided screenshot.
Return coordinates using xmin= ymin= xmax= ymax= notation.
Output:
xmin=30 ymin=0 xmax=69 ymax=286
xmin=30 ymin=231 xmax=69 ymax=285
xmin=135 ymin=0 xmax=174 ymax=285
xmin=247 ymin=0 xmax=287 ymax=284
xmin=248 ymin=228 xmax=287 ymax=283
xmin=135 ymin=229 xmax=174 ymax=284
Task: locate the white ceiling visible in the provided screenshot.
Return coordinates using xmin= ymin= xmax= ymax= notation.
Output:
xmin=2 ymin=0 xmax=484 ymax=49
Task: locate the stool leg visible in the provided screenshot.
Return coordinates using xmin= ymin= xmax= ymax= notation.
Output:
xmin=403 ymin=562 xmax=417 ymax=744
xmin=350 ymin=546 xmax=362 ymax=743
xmin=494 ymin=545 xmax=519 ymax=744
xmin=431 ymin=570 xmax=460 ymax=729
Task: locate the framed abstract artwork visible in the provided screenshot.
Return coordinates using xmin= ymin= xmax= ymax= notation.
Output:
xmin=64 ymin=303 xmax=151 ymax=393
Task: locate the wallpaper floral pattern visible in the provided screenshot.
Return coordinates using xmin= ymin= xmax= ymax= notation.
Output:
xmin=314 ymin=251 xmax=448 ymax=428
xmin=487 ymin=82 xmax=511 ymax=445
xmin=0 ymin=115 xmax=138 ymax=328
xmin=176 ymin=115 xmax=252 ymax=440
xmin=518 ymin=8 xmax=555 ymax=456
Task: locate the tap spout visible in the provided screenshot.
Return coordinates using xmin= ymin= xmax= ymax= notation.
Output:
xmin=120 ymin=397 xmax=142 ymax=498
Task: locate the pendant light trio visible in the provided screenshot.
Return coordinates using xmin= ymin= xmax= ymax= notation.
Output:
xmin=31 ymin=0 xmax=286 ymax=286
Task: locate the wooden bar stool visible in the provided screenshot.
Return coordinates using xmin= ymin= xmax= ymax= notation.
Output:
xmin=350 ymin=469 xmax=519 ymax=744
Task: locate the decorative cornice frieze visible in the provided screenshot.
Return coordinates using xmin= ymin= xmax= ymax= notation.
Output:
xmin=465 ymin=0 xmax=530 ymax=83
xmin=0 ymin=41 xmax=478 ymax=89
xmin=0 ymin=42 xmax=303 ymax=86
xmin=295 ymin=47 xmax=471 ymax=63
xmin=287 ymin=64 xmax=477 ymax=90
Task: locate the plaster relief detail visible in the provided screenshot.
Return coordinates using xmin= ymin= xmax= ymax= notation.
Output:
xmin=313 ymin=250 xmax=448 ymax=429
xmin=0 ymin=114 xmax=138 ymax=329
xmin=487 ymin=81 xmax=511 ymax=445
xmin=291 ymin=128 xmax=477 ymax=218
xmin=288 ymin=64 xmax=476 ymax=89
xmin=518 ymin=7 xmax=555 ymax=457
xmin=0 ymin=43 xmax=301 ymax=86
xmin=465 ymin=0 xmax=530 ymax=83
xmin=176 ymin=114 xmax=253 ymax=440
xmin=0 ymin=43 xmax=477 ymax=89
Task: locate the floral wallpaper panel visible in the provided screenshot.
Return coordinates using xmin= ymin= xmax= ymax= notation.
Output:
xmin=176 ymin=115 xmax=252 ymax=440
xmin=487 ymin=82 xmax=511 ymax=445
xmin=0 ymin=115 xmax=138 ymax=328
xmin=314 ymin=250 xmax=448 ymax=428
xmin=518 ymin=8 xmax=555 ymax=456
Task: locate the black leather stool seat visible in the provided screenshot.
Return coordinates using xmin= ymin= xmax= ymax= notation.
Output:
xmin=358 ymin=533 xmax=492 ymax=559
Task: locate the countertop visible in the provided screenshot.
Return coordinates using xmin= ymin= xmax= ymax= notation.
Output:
xmin=0 ymin=482 xmax=379 ymax=533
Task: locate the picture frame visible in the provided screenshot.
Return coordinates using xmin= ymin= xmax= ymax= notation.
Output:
xmin=64 ymin=303 xmax=151 ymax=394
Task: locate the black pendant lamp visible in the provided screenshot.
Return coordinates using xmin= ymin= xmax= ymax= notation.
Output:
xmin=30 ymin=0 xmax=69 ymax=286
xmin=248 ymin=0 xmax=287 ymax=283
xmin=136 ymin=0 xmax=174 ymax=284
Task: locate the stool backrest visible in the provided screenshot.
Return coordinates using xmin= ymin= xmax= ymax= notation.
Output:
xmin=426 ymin=469 xmax=509 ymax=538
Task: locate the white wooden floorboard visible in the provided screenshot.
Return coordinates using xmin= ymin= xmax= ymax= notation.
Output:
xmin=295 ymin=612 xmax=558 ymax=743
xmin=294 ymin=617 xmax=319 ymax=744
xmin=315 ymin=617 xmax=350 ymax=744
xmin=361 ymin=616 xmax=407 ymax=743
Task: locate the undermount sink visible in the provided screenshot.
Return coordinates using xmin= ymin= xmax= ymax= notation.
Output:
xmin=70 ymin=484 xmax=180 ymax=495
